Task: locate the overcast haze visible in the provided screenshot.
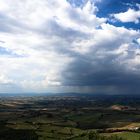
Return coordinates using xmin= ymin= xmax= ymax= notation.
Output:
xmin=0 ymin=0 xmax=140 ymax=94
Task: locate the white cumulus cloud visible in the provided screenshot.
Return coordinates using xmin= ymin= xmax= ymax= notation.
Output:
xmin=112 ymin=6 xmax=140 ymax=24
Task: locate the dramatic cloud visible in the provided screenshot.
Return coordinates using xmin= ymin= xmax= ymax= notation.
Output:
xmin=0 ymin=0 xmax=140 ymax=94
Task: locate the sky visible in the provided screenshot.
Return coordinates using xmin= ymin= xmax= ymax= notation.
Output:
xmin=0 ymin=0 xmax=140 ymax=94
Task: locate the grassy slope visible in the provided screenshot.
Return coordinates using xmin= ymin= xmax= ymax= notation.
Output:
xmin=102 ymin=132 xmax=140 ymax=140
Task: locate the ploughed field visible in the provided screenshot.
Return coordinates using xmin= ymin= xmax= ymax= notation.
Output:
xmin=0 ymin=94 xmax=140 ymax=140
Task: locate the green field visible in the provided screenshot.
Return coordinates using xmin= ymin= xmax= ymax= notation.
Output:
xmin=105 ymin=132 xmax=140 ymax=140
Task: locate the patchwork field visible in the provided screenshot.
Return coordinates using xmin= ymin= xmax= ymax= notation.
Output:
xmin=0 ymin=94 xmax=140 ymax=140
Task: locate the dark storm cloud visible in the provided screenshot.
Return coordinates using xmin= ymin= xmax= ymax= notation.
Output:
xmin=61 ymin=53 xmax=140 ymax=93
xmin=63 ymin=60 xmax=140 ymax=86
